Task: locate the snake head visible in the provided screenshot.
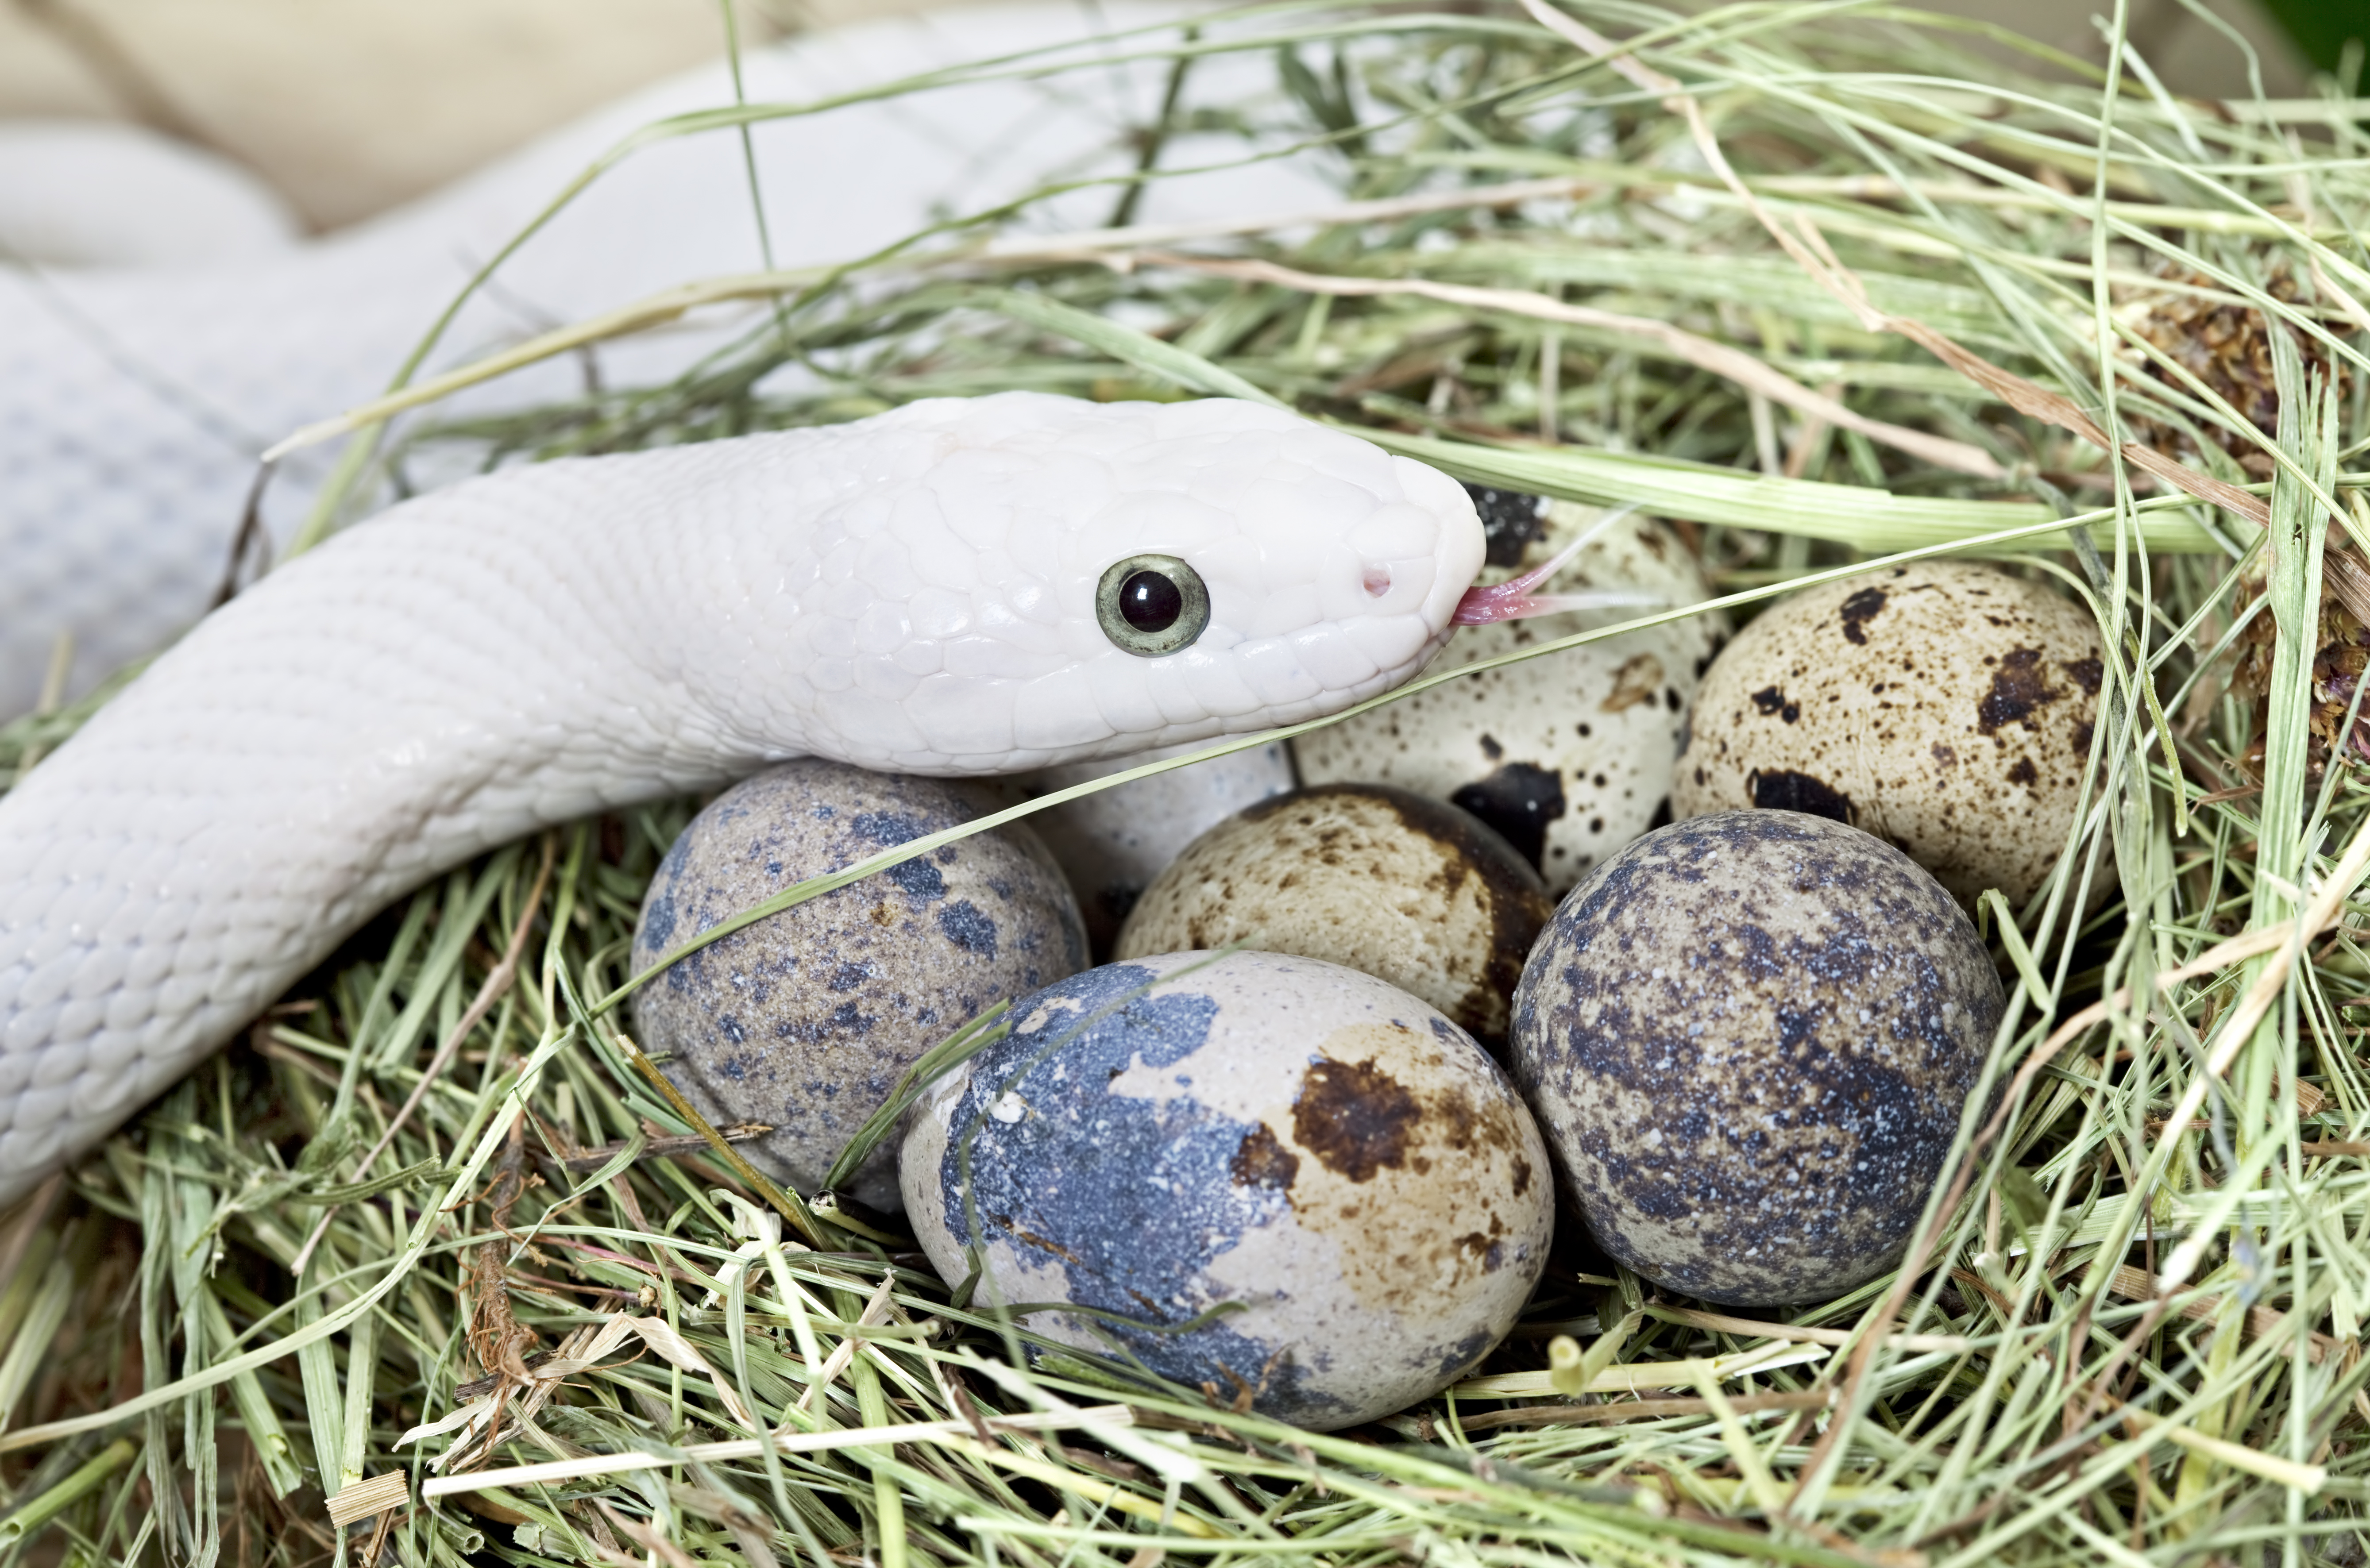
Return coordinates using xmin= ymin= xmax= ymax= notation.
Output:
xmin=777 ymin=393 xmax=1484 ymax=772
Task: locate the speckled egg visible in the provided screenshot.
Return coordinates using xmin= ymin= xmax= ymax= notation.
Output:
xmin=632 ymin=760 xmax=1086 ymax=1214
xmin=901 ymin=951 xmax=1553 ymax=1430
xmin=1673 ymin=561 xmax=2104 ymax=907
xmin=1295 ymin=496 xmax=1725 ymax=894
xmin=1113 ymin=785 xmax=1552 ymax=1046
xmin=1015 ymin=740 xmax=1297 ymax=959
xmin=1511 ymin=811 xmax=2003 ymax=1306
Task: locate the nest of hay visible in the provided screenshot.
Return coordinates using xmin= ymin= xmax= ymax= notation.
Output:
xmin=4 ymin=3 xmax=2370 ymax=1564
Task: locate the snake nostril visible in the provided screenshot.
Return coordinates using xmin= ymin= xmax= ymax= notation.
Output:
xmin=1362 ymin=566 xmax=1393 ymax=598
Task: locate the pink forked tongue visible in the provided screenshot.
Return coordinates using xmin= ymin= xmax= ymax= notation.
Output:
xmin=1451 ymin=509 xmax=1664 ymax=625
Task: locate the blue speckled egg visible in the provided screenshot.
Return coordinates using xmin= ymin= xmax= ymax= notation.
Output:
xmin=899 ymin=951 xmax=1553 ymax=1430
xmin=1511 ymin=810 xmax=2003 ymax=1306
xmin=632 ymin=761 xmax=1086 ymax=1213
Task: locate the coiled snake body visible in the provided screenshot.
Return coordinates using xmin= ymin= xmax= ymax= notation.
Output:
xmin=0 ymin=392 xmax=1484 ymax=1206
xmin=0 ymin=0 xmax=1328 ymax=716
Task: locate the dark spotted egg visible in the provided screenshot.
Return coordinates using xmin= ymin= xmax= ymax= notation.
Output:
xmin=632 ymin=760 xmax=1085 ymax=1214
xmin=900 ymin=951 xmax=1553 ymax=1430
xmin=1674 ymin=561 xmax=2104 ymax=907
xmin=1295 ymin=497 xmax=1725 ymax=894
xmin=1511 ymin=811 xmax=2002 ymax=1306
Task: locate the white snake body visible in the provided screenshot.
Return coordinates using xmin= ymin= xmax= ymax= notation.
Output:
xmin=0 ymin=392 xmax=1484 ymax=1205
xmin=0 ymin=1 xmax=1332 ymax=715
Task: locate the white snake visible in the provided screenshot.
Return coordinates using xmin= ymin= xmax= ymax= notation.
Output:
xmin=0 ymin=391 xmax=1487 ymax=1206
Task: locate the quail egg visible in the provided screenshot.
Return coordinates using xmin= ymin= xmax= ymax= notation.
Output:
xmin=1511 ymin=810 xmax=2003 ymax=1306
xmin=632 ymin=760 xmax=1086 ymax=1213
xmin=1295 ymin=496 xmax=1725 ymax=893
xmin=901 ymin=950 xmax=1553 ymax=1429
xmin=1674 ymin=560 xmax=2104 ymax=907
xmin=1115 ymin=784 xmax=1551 ymax=1045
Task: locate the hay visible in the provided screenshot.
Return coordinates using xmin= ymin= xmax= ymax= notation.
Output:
xmin=5 ymin=2 xmax=2370 ymax=1564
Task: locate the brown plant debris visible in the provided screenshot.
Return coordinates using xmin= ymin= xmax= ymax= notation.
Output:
xmin=2126 ymin=268 xmax=2356 ymax=479
xmin=2232 ymin=556 xmax=2370 ymax=771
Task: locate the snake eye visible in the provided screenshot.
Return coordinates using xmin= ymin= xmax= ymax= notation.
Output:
xmin=1096 ymin=554 xmax=1209 ymax=657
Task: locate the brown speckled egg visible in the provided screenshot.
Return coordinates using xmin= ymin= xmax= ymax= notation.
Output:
xmin=1511 ymin=811 xmax=2003 ymax=1306
xmin=1114 ymin=784 xmax=1552 ymax=1045
xmin=632 ymin=761 xmax=1085 ymax=1214
xmin=1295 ymin=497 xmax=1725 ymax=894
xmin=1673 ymin=561 xmax=2104 ymax=907
xmin=899 ymin=950 xmax=1554 ymax=1430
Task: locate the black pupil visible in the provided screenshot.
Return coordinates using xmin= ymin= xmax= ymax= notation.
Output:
xmin=1119 ymin=569 xmax=1183 ymax=632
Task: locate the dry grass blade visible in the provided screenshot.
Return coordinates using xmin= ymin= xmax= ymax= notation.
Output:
xmin=289 ymin=833 xmax=556 ymax=1276
xmin=1122 ymin=249 xmax=2005 ymax=474
xmin=1519 ymin=0 xmax=2276 ymax=528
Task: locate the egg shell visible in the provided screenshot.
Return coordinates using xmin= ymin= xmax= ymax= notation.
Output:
xmin=1113 ymin=784 xmax=1552 ymax=1044
xmin=1294 ymin=501 xmax=1725 ymax=894
xmin=632 ymin=760 xmax=1086 ymax=1214
xmin=1015 ymin=740 xmax=1297 ymax=959
xmin=1673 ymin=561 xmax=2104 ymax=907
xmin=1511 ymin=811 xmax=2003 ymax=1306
xmin=900 ymin=951 xmax=1554 ymax=1431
